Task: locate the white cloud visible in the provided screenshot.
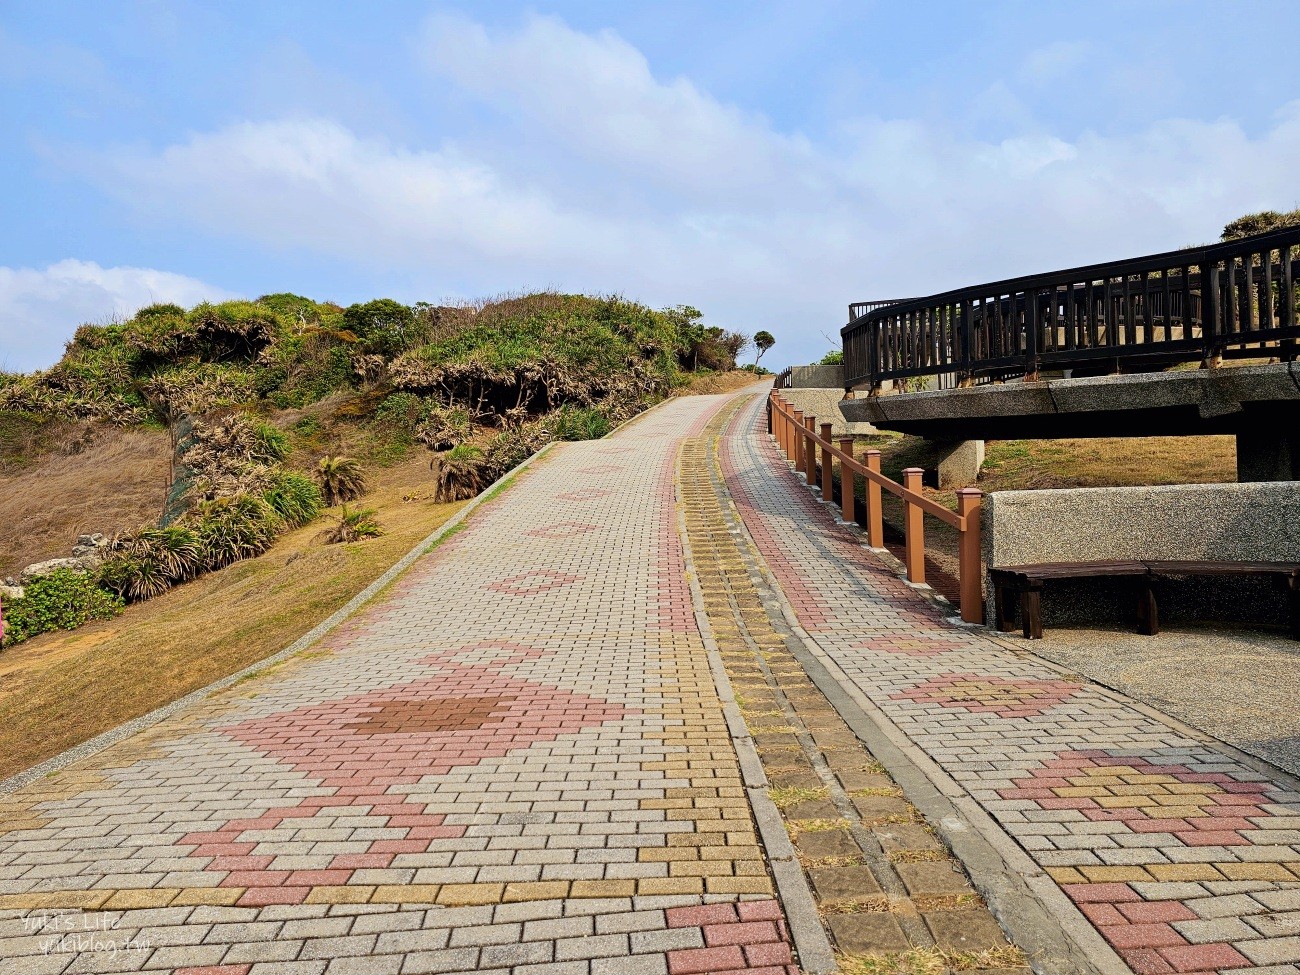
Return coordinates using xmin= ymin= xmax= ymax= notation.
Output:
xmin=420 ymin=12 xmax=818 ymax=202
xmin=0 ymin=260 xmax=234 ymax=372
xmin=76 ymin=15 xmax=1300 ymax=368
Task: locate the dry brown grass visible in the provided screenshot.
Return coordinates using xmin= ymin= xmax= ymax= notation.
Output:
xmin=676 ymin=370 xmax=771 ymax=396
xmin=0 ymin=455 xmax=464 ymax=779
xmin=0 ymin=426 xmax=172 ymax=577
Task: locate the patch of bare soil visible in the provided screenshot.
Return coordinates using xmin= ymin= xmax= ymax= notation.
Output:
xmin=0 ymin=454 xmax=465 ymax=779
xmin=0 ymin=426 xmax=172 ymax=577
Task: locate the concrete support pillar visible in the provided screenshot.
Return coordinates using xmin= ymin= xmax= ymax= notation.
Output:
xmin=931 ymin=439 xmax=986 ymax=489
xmin=1237 ymin=430 xmax=1300 ymax=482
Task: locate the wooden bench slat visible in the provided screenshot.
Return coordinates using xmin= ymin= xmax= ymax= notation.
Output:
xmin=1146 ymin=561 xmax=1300 ymax=576
xmin=990 ymin=559 xmax=1300 ymax=641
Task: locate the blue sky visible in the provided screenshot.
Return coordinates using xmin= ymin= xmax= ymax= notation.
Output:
xmin=2 ymin=1 xmax=1298 ymax=372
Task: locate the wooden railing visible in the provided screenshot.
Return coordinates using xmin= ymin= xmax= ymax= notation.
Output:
xmin=842 ymin=225 xmax=1300 ymax=390
xmin=767 ymin=391 xmax=984 ymax=624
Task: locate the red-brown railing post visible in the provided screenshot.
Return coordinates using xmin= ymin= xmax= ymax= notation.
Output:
xmin=903 ymin=467 xmax=926 ymax=584
xmin=957 ymin=488 xmax=984 ymax=624
xmin=778 ymin=397 xmax=789 ymax=458
xmin=820 ymin=423 xmax=833 ymax=500
xmin=838 ymin=438 xmax=855 ymax=523
xmin=785 ymin=397 xmax=795 ymax=462
xmin=804 ymin=416 xmax=818 ymax=487
xmin=793 ymin=410 xmax=805 ymax=472
xmin=865 ymin=449 xmax=885 ymax=547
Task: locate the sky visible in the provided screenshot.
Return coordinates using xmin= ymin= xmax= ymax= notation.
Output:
xmin=2 ymin=1 xmax=1298 ymax=373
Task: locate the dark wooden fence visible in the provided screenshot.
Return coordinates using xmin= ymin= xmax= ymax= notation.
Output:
xmin=842 ymin=225 xmax=1300 ymax=391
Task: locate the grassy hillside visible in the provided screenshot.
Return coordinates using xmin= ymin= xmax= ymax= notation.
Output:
xmin=0 ymin=291 xmax=751 ymax=647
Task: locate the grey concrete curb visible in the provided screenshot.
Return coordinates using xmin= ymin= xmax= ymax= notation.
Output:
xmin=673 ymin=420 xmax=837 ymax=975
xmin=0 ymin=440 xmax=561 ymax=799
xmin=723 ymin=390 xmax=1125 ymax=975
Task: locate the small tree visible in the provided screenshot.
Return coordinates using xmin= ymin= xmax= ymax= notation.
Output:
xmin=753 ymin=330 xmax=775 ymax=366
xmin=342 ymin=299 xmax=418 ymax=357
xmin=314 ymin=455 xmax=367 ymax=506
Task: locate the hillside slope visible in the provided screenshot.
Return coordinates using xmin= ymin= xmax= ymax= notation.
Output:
xmin=0 ymin=291 xmax=752 ymax=648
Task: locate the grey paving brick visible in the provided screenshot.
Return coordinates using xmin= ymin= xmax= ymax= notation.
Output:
xmin=398 ymin=947 xmax=480 ymax=974
xmin=480 ymin=940 xmax=555 ymax=967
xmin=629 ymin=927 xmax=704 ymax=953
xmin=592 ymin=955 xmax=668 ymax=975
xmin=523 ymin=916 xmax=594 ymax=941
xmin=595 ymin=910 xmax=665 ymax=935
xmin=325 ymin=956 xmax=403 ymax=975
xmin=1173 ymin=916 xmax=1260 ymax=944
xmin=446 ymin=923 xmax=521 ymax=948
xmin=554 ymin=933 xmax=629 ymax=961
xmin=298 ymin=934 xmax=378 ymax=960
xmin=1238 ymin=938 xmax=1300 ymax=966
xmin=247 ymin=963 xmax=329 ymax=975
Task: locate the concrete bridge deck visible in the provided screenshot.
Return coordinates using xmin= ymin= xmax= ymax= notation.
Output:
xmin=1 ymin=385 xmax=1298 ymax=975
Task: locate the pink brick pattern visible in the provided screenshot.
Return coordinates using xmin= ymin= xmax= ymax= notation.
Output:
xmin=666 ymin=900 xmax=797 ymax=975
xmin=0 ymin=391 xmax=798 ymax=975
xmin=888 ymin=673 xmax=1084 ymax=718
xmin=722 ymin=389 xmax=1300 ymax=975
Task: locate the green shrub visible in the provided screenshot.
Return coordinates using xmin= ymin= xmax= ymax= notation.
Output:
xmin=325 ymin=505 xmax=385 ymax=543
xmin=98 ymin=526 xmax=205 ymax=602
xmin=343 ymin=299 xmax=420 ymax=357
xmin=1 ymin=570 xmax=123 ymax=647
xmin=550 ymin=405 xmax=610 ymax=441
xmin=251 ymin=421 xmax=290 ymax=463
xmin=374 ymin=391 xmax=429 ymax=430
xmin=189 ymin=494 xmax=283 ymax=569
xmin=262 ymin=472 xmax=324 ymax=528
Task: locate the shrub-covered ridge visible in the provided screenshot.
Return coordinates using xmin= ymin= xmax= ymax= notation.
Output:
xmin=1 ymin=290 xmax=748 ymax=647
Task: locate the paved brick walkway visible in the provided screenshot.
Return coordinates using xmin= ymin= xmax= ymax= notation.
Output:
xmin=0 ymin=394 xmax=797 ymax=975
xmin=681 ymin=398 xmax=1027 ymax=974
xmin=7 ymin=383 xmax=1298 ymax=975
xmin=721 ymin=388 xmax=1300 ymax=975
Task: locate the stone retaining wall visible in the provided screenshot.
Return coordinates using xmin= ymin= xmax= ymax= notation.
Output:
xmin=789 ymin=364 xmax=844 ymax=388
xmin=778 ymin=389 xmax=878 ymax=436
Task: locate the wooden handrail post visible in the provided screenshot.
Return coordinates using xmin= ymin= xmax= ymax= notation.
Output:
xmin=838 ymin=438 xmax=855 ymax=523
xmin=804 ymin=417 xmax=818 ymax=486
xmin=956 ymin=488 xmax=984 ymax=624
xmin=903 ymin=467 xmax=926 ymax=584
xmin=779 ymin=398 xmax=790 ymax=458
xmin=820 ymin=423 xmax=834 ymax=499
xmin=865 ymin=450 xmax=884 ymax=547
xmin=792 ymin=410 xmax=805 ymax=472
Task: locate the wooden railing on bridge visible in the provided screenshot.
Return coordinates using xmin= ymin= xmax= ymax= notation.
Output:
xmin=767 ymin=391 xmax=984 ymax=624
xmin=842 ymin=225 xmax=1300 ymax=390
